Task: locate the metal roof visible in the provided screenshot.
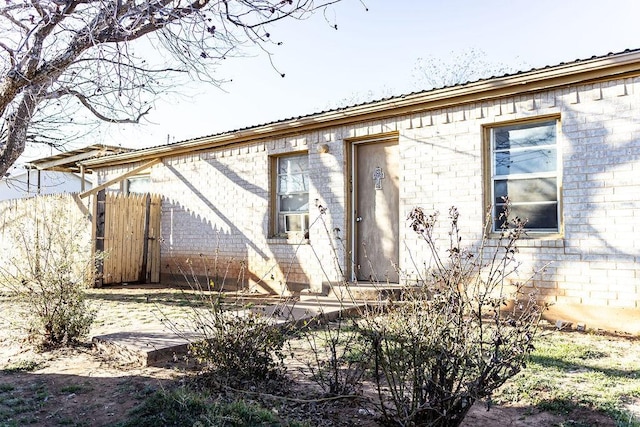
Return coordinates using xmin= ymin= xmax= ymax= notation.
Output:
xmin=82 ymin=48 xmax=640 ymax=167
xmin=27 ymin=144 xmax=133 ymax=172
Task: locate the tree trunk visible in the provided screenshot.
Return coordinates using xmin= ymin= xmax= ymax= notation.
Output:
xmin=0 ymin=86 xmax=42 ymax=177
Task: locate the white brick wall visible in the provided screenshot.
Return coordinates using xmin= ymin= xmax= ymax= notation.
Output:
xmin=98 ymin=75 xmax=640 ymax=317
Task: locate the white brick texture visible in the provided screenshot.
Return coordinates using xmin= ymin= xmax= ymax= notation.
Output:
xmin=98 ymin=77 xmax=640 ymax=320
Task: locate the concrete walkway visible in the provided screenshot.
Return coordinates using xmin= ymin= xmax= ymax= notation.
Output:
xmin=92 ymin=291 xmax=377 ymax=367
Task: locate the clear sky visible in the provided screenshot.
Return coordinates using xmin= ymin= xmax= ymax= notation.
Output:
xmin=23 ymin=0 xmax=640 ymax=160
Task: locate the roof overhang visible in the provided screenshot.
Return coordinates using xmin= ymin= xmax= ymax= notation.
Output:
xmin=27 ymin=144 xmax=133 ymax=172
xmin=82 ymin=49 xmax=640 ymax=169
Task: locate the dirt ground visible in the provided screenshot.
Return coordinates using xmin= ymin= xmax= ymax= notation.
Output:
xmin=0 ymin=286 xmax=624 ymax=426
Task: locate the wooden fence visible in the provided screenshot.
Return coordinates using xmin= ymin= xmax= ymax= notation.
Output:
xmin=0 ymin=192 xmax=161 ymax=287
xmin=92 ymin=191 xmax=161 ymax=286
xmin=0 ymin=193 xmax=92 ymax=279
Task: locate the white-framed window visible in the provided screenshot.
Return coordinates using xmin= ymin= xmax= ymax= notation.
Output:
xmin=124 ymin=175 xmax=151 ymax=195
xmin=275 ymin=153 xmax=309 ymax=236
xmin=490 ymin=119 xmax=560 ymax=233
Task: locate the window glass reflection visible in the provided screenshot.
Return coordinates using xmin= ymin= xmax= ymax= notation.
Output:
xmin=494 ymin=149 xmax=556 ymax=175
xmin=494 ymin=121 xmax=556 ymax=150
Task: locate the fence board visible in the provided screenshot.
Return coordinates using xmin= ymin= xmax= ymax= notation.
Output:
xmin=148 ymin=194 xmax=161 ymax=283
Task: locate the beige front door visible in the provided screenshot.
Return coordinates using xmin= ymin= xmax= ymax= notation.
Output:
xmin=353 ymin=139 xmax=400 ymax=283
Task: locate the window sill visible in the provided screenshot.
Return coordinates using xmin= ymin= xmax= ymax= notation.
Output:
xmin=267 ymin=237 xmax=310 ymax=245
xmin=487 ymin=232 xmax=565 ymax=248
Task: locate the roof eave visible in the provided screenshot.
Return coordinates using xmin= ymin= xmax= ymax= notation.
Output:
xmin=82 ymin=50 xmax=640 ymax=168
xmin=28 ymin=144 xmax=134 ymax=171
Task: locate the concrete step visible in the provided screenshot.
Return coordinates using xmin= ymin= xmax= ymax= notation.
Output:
xmin=327 ymin=282 xmax=417 ymax=302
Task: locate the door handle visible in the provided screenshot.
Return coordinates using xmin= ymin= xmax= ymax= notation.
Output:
xmin=356 ymin=216 xmax=363 ymax=222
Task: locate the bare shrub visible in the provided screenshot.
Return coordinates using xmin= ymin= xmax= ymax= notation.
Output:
xmin=362 ymin=206 xmax=547 ymax=426
xmin=280 ymin=205 xmax=372 ymax=397
xmin=187 ymin=302 xmax=288 ymax=384
xmin=293 ymin=316 xmax=370 ymax=396
xmin=159 ymin=259 xmax=290 ymax=386
xmin=0 ymin=195 xmax=97 ymax=348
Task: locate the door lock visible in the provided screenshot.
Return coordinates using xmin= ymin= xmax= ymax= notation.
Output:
xmin=356 ymin=216 xmax=363 ymax=222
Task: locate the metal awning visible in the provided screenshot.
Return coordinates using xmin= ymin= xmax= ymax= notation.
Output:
xmin=26 ymin=144 xmax=133 ymax=173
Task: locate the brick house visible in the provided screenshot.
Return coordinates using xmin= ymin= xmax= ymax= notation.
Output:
xmin=81 ymin=49 xmax=640 ymax=334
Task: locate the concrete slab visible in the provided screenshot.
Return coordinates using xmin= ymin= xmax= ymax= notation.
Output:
xmin=93 ymin=330 xmax=201 ymax=366
xmin=91 ymin=283 xmax=415 ymax=367
xmin=91 ymin=295 xmax=369 ymax=367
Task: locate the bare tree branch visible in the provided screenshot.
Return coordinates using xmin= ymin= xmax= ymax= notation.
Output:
xmin=0 ymin=0 xmax=347 ymax=176
xmin=73 ymin=56 xmax=187 ymax=74
xmin=49 ymin=88 xmax=152 ymax=123
xmin=412 ymin=48 xmax=526 ymax=90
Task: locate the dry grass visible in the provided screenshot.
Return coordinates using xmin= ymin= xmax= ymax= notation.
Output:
xmin=493 ymin=330 xmax=640 ymax=426
xmin=0 ymin=285 xmax=638 ymax=426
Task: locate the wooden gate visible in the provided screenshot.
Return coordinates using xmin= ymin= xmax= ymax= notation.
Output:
xmin=92 ymin=191 xmax=161 ymax=286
